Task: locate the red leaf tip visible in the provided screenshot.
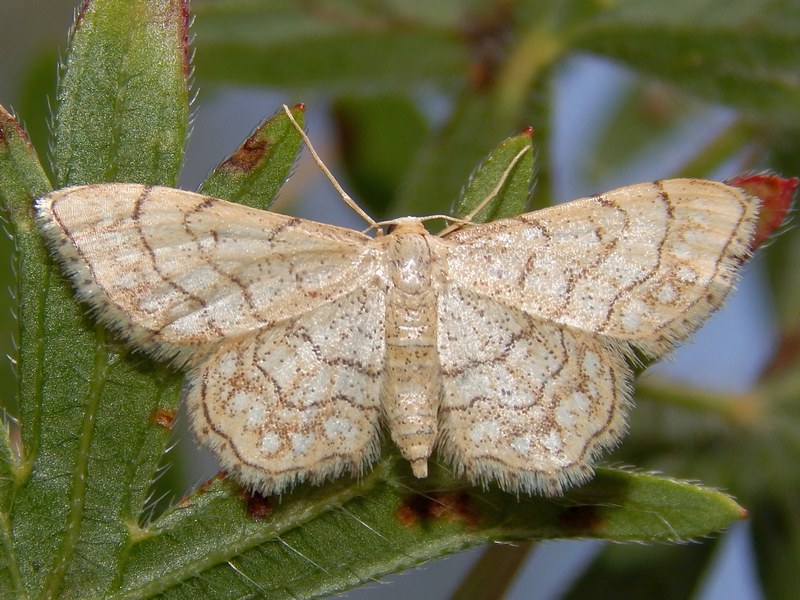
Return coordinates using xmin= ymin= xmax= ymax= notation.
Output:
xmin=727 ymin=173 xmax=797 ymax=250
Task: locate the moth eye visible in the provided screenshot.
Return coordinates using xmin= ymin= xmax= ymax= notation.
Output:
xmin=385 ymin=223 xmax=398 ymax=234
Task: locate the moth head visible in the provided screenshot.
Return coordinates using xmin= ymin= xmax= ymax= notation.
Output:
xmin=382 ymin=217 xmax=427 ymax=236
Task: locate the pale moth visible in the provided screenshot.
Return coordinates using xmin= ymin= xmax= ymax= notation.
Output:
xmin=36 ymin=106 xmax=759 ymax=497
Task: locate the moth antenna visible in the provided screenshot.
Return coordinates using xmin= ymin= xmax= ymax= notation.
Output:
xmin=367 ymin=214 xmax=473 ymax=236
xmin=281 ymin=104 xmax=377 ymax=228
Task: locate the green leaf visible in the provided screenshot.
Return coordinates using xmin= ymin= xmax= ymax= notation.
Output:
xmin=598 ymin=371 xmax=800 ymax=599
xmin=4 ymin=1 xmax=191 ymax=597
xmin=113 ymin=461 xmax=743 ymax=598
xmin=0 ymin=107 xmax=52 ymax=213
xmin=395 ymin=93 xmax=521 ymax=216
xmin=574 ymin=0 xmax=800 ymax=122
xmin=451 ymin=127 xmax=536 ymax=223
xmin=0 ymin=105 xmax=52 ymax=600
xmin=53 ymin=0 xmax=190 ymax=186
xmin=199 ymin=104 xmax=304 ymax=210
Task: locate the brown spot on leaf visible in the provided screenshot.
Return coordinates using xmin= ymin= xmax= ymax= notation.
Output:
xmin=151 ymin=408 xmax=176 ymax=429
xmin=396 ymin=491 xmax=481 ymax=528
xmin=73 ymin=0 xmax=91 ymax=31
xmin=241 ymin=490 xmax=273 ymax=520
xmin=0 ymin=106 xmax=27 ymax=146
xmin=559 ymin=505 xmax=604 ymax=532
xmin=219 ymin=136 xmax=271 ymax=172
xmin=178 ymin=0 xmax=192 ymax=78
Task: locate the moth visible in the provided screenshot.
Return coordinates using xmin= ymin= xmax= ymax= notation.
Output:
xmin=36 ymin=113 xmax=758 ymax=497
